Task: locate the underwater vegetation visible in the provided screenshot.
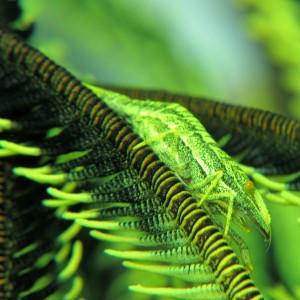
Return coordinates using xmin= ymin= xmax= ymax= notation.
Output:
xmin=1 ymin=0 xmax=300 ymax=299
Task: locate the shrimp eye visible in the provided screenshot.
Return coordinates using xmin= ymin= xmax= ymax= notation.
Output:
xmin=245 ymin=180 xmax=254 ymax=191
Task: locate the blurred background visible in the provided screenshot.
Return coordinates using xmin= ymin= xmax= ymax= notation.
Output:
xmin=21 ymin=0 xmax=290 ymax=111
xmin=16 ymin=0 xmax=300 ymax=299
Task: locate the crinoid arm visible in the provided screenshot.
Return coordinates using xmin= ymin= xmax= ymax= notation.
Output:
xmin=0 ymin=30 xmax=265 ymax=299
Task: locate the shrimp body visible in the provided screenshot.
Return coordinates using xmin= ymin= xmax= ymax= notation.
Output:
xmin=90 ymin=86 xmax=271 ymax=241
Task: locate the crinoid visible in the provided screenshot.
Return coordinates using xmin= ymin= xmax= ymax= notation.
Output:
xmin=0 ymin=29 xmax=270 ymax=300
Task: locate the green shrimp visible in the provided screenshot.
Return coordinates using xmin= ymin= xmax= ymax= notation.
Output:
xmin=88 ymin=84 xmax=271 ymax=242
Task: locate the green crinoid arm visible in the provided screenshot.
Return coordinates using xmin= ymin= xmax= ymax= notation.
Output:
xmin=128 ymin=283 xmax=227 ymax=300
xmin=123 ymin=261 xmax=214 ymax=283
xmin=0 ymin=140 xmax=41 ymax=156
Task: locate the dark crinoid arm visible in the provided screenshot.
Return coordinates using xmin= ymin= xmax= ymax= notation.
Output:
xmin=0 ymin=29 xmax=264 ymax=299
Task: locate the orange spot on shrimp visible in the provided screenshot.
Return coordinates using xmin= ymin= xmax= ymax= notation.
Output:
xmin=245 ymin=180 xmax=254 ymax=191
